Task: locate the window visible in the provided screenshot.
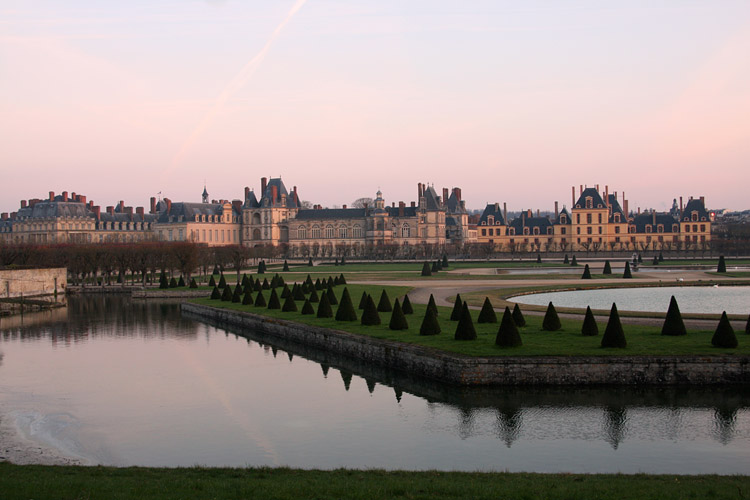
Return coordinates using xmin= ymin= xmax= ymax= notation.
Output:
xmin=615 ymin=226 xmax=620 ymax=234
xmin=691 ymin=212 xmax=698 ymax=222
xmin=693 ymin=224 xmax=698 ymax=232
xmin=614 ymin=214 xmax=620 ymax=223
xmin=576 ymin=214 xmax=580 ymax=224
xmin=298 ymin=226 xmax=307 ymax=239
xmin=700 ymin=224 xmax=705 ymax=232
xmin=576 ymin=227 xmax=581 ymax=234
xmin=646 ymin=226 xmax=652 ymax=233
xmin=523 ymin=227 xmax=530 ymax=235
xmin=547 ymin=227 xmax=553 ymax=235
xmin=587 ymin=227 xmax=592 ymax=234
xmin=657 ymin=225 xmax=663 ymax=233
xmin=586 ymin=214 xmax=592 ymax=224
xmin=509 ymin=228 xmax=515 ymax=236
xmin=325 ymin=225 xmax=334 ymax=239
xmin=339 ymin=225 xmax=347 ymax=239
xmin=402 ymin=224 xmax=410 ymax=238
xmin=312 ymin=226 xmax=321 ymax=239
xmin=481 ymin=228 xmax=487 ymax=236
xmin=598 ymin=214 xmax=602 ymax=223
xmin=352 ymin=225 xmax=362 ymax=238
xmin=560 ymin=214 xmax=567 ymax=224
xmin=685 ymin=225 xmax=690 ymax=232
xmin=585 ymin=197 xmax=593 ymax=209
xmin=533 ymin=227 xmax=540 ymax=235
xmin=560 ymin=227 xmax=566 ymax=235
xmin=495 ymin=228 xmax=502 ymax=236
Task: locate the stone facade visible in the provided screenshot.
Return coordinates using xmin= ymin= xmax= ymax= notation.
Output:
xmin=0 ymin=267 xmax=67 ymax=299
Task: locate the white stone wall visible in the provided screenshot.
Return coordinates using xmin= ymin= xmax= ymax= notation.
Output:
xmin=0 ymin=267 xmax=67 ymax=298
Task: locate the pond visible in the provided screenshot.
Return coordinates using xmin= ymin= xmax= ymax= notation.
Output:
xmin=0 ymin=296 xmax=748 ymax=473
xmin=509 ymin=285 xmax=750 ymax=315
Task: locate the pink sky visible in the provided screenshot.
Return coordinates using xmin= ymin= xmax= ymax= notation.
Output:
xmin=2 ymin=1 xmax=749 ymax=214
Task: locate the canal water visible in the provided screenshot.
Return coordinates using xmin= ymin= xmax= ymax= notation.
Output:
xmin=0 ymin=296 xmax=748 ymax=473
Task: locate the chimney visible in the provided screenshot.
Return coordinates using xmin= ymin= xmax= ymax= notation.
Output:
xmin=503 ymin=202 xmax=507 ymax=223
xmin=20 ymin=200 xmax=27 ymax=208
xmin=166 ymin=199 xmax=172 ymax=213
xmin=595 ymin=184 xmax=599 ymax=192
xmin=637 ymin=206 xmax=641 ymax=215
xmin=604 ymin=185 xmax=608 ymax=207
xmin=443 ymin=188 xmax=449 ymax=206
xmin=94 ymin=206 xmax=101 ymax=220
xmin=456 ymin=187 xmax=461 ymax=202
xmin=10 ymin=212 xmax=16 ymax=220
xmin=555 ymin=201 xmax=559 ymax=218
xmin=125 ymin=206 xmax=133 ymax=215
xmin=571 ymin=186 xmax=575 ymax=206
xmin=49 ymin=191 xmax=55 ymax=201
xmin=88 ymin=201 xmax=93 ymax=209
xmin=293 ymin=186 xmax=299 ymax=206
xmin=261 ymin=177 xmax=267 ymax=195
xmin=150 ymin=197 xmax=156 ymax=214
xmin=281 ymin=192 xmax=286 ymax=206
xmin=62 ymin=191 xmax=68 ymax=202
xmin=232 ymin=200 xmax=242 ymax=213
xmin=71 ymin=192 xmax=76 ymax=201
xmin=653 ymin=210 xmax=656 ymax=225
xmin=79 ymin=195 xmax=86 ymax=205
xmin=271 ymin=185 xmax=278 ymax=204
xmin=136 ymin=207 xmax=144 ymax=217
xmin=624 ymin=199 xmax=629 ymax=217
xmin=244 ymin=186 xmax=250 ymax=199
xmin=700 ymin=196 xmax=705 ymax=205
xmin=528 ymin=209 xmax=532 ymax=218
xmin=399 ymin=201 xmax=405 ymax=217
xmin=537 ymin=209 xmax=540 ymax=217
xmin=118 ymin=200 xmax=124 ymax=212
xmin=1 ymin=213 xmax=7 ymax=220
xmin=418 ymin=183 xmax=423 ymax=199
xmin=106 ymin=206 xmax=114 ymax=215
xmin=411 ymin=201 xmax=416 ymax=208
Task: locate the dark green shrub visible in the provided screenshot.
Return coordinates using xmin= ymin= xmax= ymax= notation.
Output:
xmin=427 ymin=294 xmax=438 ymax=317
xmin=419 ymin=306 xmax=441 ymax=336
xmin=571 ymin=255 xmax=578 ymax=266
xmin=638 ymin=254 xmax=642 ymax=263
xmin=257 ymin=260 xmax=266 ymax=274
xmin=601 ymin=303 xmax=627 ymax=348
xmin=358 ymin=291 xmax=368 ymax=309
xmin=581 ymin=306 xmax=598 ymax=336
xmin=712 ymin=311 xmax=738 ymax=348
xmin=308 ymin=257 xmax=313 ymax=267
xmin=242 ymin=290 xmax=253 ymax=305
xmin=361 ymin=295 xmax=381 ymax=326
xmin=431 ymin=261 xmax=439 ymax=273
xmin=401 ymin=294 xmax=413 ymax=314
xmin=159 ymin=273 xmax=168 ymax=289
xmin=388 ymin=299 xmax=408 ymax=330
xmin=232 ymin=284 xmax=242 ymax=302
xmin=189 ymin=278 xmax=197 ymax=289
xmin=282 ymin=294 xmax=298 ymax=312
xmin=512 ymin=303 xmax=526 ymax=327
xmin=652 ymin=256 xmax=659 ymax=265
xmin=178 ymin=276 xmax=185 ymax=287
xmin=267 ymin=288 xmax=281 ymax=309
xmin=326 ymin=285 xmax=338 ymax=305
xmin=661 ymin=296 xmax=687 ymax=336
xmin=262 ymin=278 xmax=270 ymax=290
xmin=477 ymin=297 xmax=497 ymax=323
xmin=270 ymin=275 xmax=279 ymax=289
xmin=334 ymin=258 xmax=339 ymax=267
xmin=542 ymin=302 xmax=561 ymax=331
xmin=212 ymin=265 xmax=220 ymax=275
xmin=316 ymin=293 xmax=333 ymax=318
xmin=377 ymin=289 xmax=392 ymax=312
xmin=335 ymin=288 xmax=357 ymax=321
xmin=301 ymin=299 xmax=314 ymax=315
xmin=315 ymin=278 xmax=323 ymax=290
xmin=308 ymin=287 xmax=319 ymax=303
xmin=450 ymin=294 xmax=463 ymax=321
xmin=421 ymin=262 xmax=432 ymax=276
xmin=495 ymin=307 xmax=522 ymax=347
xmin=581 ymin=264 xmax=592 ymax=279
xmin=280 ymin=284 xmax=291 ymax=298
xmin=341 ymin=256 xmax=346 ymax=266
xmin=210 ymin=286 xmax=221 ymax=300
xmin=746 ymin=314 xmax=750 ymax=335
xmin=454 ymin=302 xmax=477 ymax=340
xmin=334 ymin=275 xmax=341 ymax=286
xmin=623 ymin=261 xmax=632 ymax=279
xmin=218 ymin=274 xmax=227 ymax=288
xmin=208 ymin=275 xmax=216 ymax=287
xmin=242 ymin=274 xmax=250 ymax=288
xmin=293 ymin=284 xmax=306 ymax=301
xmin=326 ymin=277 xmax=335 ymax=288
xmin=221 ymin=286 xmax=232 ymax=302
xmin=339 ymin=273 xmax=346 ymax=285
xmin=603 ymin=261 xmax=612 ymax=274
xmin=563 ymin=254 xmax=569 ymax=264
xmin=659 ymin=252 xmax=664 ymax=262
xmin=283 ymin=260 xmax=290 ymax=272
xmin=305 ymin=274 xmax=314 ymax=288
xmin=536 ymin=254 xmax=542 ymax=264
xmin=717 ymin=255 xmax=727 ymax=273
xmin=254 ymin=278 xmax=262 ymax=291
xmin=442 ymin=255 xmax=449 ymax=267
xmin=254 ymin=290 xmax=266 ymax=307
xmin=169 ymin=277 xmax=178 ymax=288
xmin=436 ymin=259 xmax=443 ymax=270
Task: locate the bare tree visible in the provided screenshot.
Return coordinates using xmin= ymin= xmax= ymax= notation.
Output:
xmin=351 ymin=197 xmax=374 ymax=209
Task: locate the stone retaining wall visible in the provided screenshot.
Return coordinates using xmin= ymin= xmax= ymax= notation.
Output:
xmin=0 ymin=268 xmax=66 ymax=299
xmin=182 ymin=303 xmax=750 ymax=386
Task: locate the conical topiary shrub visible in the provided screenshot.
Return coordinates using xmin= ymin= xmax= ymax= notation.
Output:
xmin=339 ymin=273 xmax=346 ymax=285
xmin=208 ymin=275 xmax=216 ymax=287
xmin=419 ymin=306 xmax=441 ymax=336
xmin=282 ymin=294 xmax=298 ymax=312
xmin=316 ymin=292 xmax=333 ymax=318
xmin=283 ymin=260 xmax=290 ymax=272
xmin=478 ymin=297 xmax=498 ymax=324
xmin=334 ymin=258 xmax=339 ymax=267
xmin=305 ymin=274 xmax=314 ymax=288
xmin=421 ymin=262 xmax=432 ymax=276
xmin=178 ymin=276 xmax=186 ymax=287
xmin=308 ymin=257 xmax=313 ymax=267
xmin=267 ymin=288 xmax=281 ymax=309
xmin=638 ymin=254 xmax=643 ymax=263
xmin=159 ymin=273 xmax=168 ymax=289
xmin=254 ymin=290 xmax=267 ymax=307
xmin=308 ymin=287 xmax=319 ymax=303
xmin=581 ymin=264 xmax=592 ymax=279
xmin=427 ymin=294 xmax=438 ymax=317
xmin=280 ymin=284 xmax=291 ymax=299
xmin=326 ymin=285 xmax=338 ymax=305
xmin=712 ymin=312 xmax=738 ymax=348
xmin=563 ymin=254 xmax=569 ymax=264
xmin=442 ymin=255 xmax=449 ymax=268
xmin=212 ymin=265 xmax=220 ymax=275
xmin=242 ymin=290 xmax=253 ymax=305
xmin=661 ymin=296 xmax=687 ymax=336
xmin=219 ymin=274 xmax=227 ymax=288
xmin=232 ymin=284 xmax=242 ymax=303
xmin=301 ymin=299 xmax=314 ymax=315
xmin=571 ymin=255 xmax=578 ymax=266
xmin=450 ymin=294 xmax=463 ymax=321
xmin=495 ymin=306 xmax=522 ymax=347
xmin=189 ymin=278 xmax=198 ymax=289
xmin=254 ymin=278 xmax=262 ymax=291
xmin=334 ymin=275 xmax=341 ymax=286
xmin=358 ymin=291 xmax=368 ymax=309
xmin=315 ymin=278 xmax=323 ymax=290
xmin=262 ymin=278 xmax=270 ymax=290
xmin=377 ymin=289 xmax=392 ymax=312
xmin=659 ymin=252 xmax=664 ymax=262
xmin=601 ymin=303 xmax=627 ymax=348
xmin=340 ymin=256 xmax=346 ymax=266
xmin=623 ymin=261 xmax=632 ymax=279
xmin=361 ymin=295 xmax=381 ymax=326
xmin=210 ymin=286 xmax=221 ymax=300
xmin=542 ymin=302 xmax=561 ymax=331
xmin=431 ymin=261 xmax=439 ymax=273
xmin=270 ymin=275 xmax=279 ymax=289
xmin=717 ymin=255 xmax=727 ymax=273
xmin=581 ymin=306 xmax=598 ymax=336
xmin=536 ymin=254 xmax=542 ymax=264
xmin=603 ymin=260 xmax=612 ymax=275
xmin=293 ymin=284 xmax=306 ymax=301
xmin=242 ymin=274 xmax=250 ymax=288
xmin=335 ymin=288 xmax=357 ymax=322
xmin=745 ymin=314 xmax=750 ymax=335
xmin=512 ymin=303 xmax=526 ymax=327
xmin=169 ymin=277 xmax=178 ymax=288
xmin=652 ymin=256 xmax=659 ymax=265
xmin=326 ymin=277 xmax=335 ymax=288
xmin=454 ymin=302 xmax=477 ymax=340
xmin=389 ymin=299 xmax=409 ymax=331
xmin=401 ymin=294 xmax=413 ymax=314
xmin=258 ymin=260 xmax=266 ymax=274
xmin=221 ymin=285 xmax=232 ymax=302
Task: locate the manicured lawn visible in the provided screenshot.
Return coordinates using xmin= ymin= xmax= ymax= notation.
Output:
xmin=191 ymin=282 xmax=749 ymax=357
xmin=1 ymin=463 xmax=748 ymax=500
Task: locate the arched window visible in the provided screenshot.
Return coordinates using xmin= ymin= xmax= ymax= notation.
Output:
xmin=402 ymin=224 xmax=410 ymax=238
xmin=533 ymin=227 xmax=540 ymax=235
xmin=523 ymin=227 xmax=530 ymax=235
xmin=339 ymin=225 xmax=347 ymax=239
xmin=352 ymin=225 xmax=362 ymax=238
xmin=297 ymin=226 xmax=307 ymax=239
xmin=311 ymin=225 xmax=321 ymax=239
xmin=325 ymin=225 xmax=334 ymax=239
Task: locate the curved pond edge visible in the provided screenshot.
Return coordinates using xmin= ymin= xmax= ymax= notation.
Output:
xmin=182 ymin=302 xmax=750 ymax=387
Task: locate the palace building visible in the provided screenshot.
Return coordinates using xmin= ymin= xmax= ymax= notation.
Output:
xmin=0 ymin=181 xmax=712 ymax=253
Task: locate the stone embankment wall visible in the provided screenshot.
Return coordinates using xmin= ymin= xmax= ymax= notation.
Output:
xmin=182 ymin=303 xmax=750 ymax=386
xmin=0 ymin=268 xmax=66 ymax=299
xmin=132 ymin=290 xmax=208 ymax=299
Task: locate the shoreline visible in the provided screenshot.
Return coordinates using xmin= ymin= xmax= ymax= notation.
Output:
xmin=0 ymin=410 xmax=91 ymax=466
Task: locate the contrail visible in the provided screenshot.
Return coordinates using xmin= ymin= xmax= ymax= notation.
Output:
xmin=164 ymin=0 xmax=307 ymax=180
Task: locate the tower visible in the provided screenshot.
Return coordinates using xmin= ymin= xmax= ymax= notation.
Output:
xmin=202 ymin=185 xmax=209 ymax=204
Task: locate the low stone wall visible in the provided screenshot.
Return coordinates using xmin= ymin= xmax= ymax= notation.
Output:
xmin=132 ymin=290 xmax=208 ymax=299
xmin=182 ymin=303 xmax=750 ymax=386
xmin=0 ymin=268 xmax=66 ymax=299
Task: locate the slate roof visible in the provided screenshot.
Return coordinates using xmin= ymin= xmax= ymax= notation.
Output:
xmin=244 ymin=191 xmax=259 ymax=209
xmin=446 ymin=190 xmax=466 ymax=213
xmin=100 ymin=212 xmax=157 ymax=224
xmin=631 ymin=212 xmax=679 ymax=233
xmin=478 ymin=203 xmax=506 ymax=226
xmin=553 ymin=207 xmax=571 ymax=225
xmin=607 ymin=195 xmax=626 ymax=222
xmin=15 ymin=201 xmax=93 ymax=220
xmin=294 ymin=208 xmax=367 ymax=220
xmin=509 ymin=215 xmax=553 ymax=233
xmin=258 ymin=178 xmax=299 ymax=208
xmin=681 ymin=198 xmax=710 ymax=222
xmin=386 ymin=206 xmax=418 ymax=217
xmin=155 ymin=202 xmax=237 ymax=223
xmin=574 ymin=188 xmax=607 ymax=209
xmin=422 ymin=186 xmax=441 ymax=210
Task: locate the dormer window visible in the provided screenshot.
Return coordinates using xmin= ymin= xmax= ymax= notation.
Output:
xmin=646 ymin=226 xmax=652 ymax=233
xmin=547 ymin=227 xmax=553 ymax=235
xmin=509 ymin=228 xmax=515 ymax=236
xmin=523 ymin=227 xmax=530 ymax=235
xmin=560 ymin=215 xmax=567 ymax=224
xmin=614 ymin=214 xmax=620 ymax=223
xmin=657 ymin=225 xmax=664 ymax=233
xmin=691 ymin=212 xmax=698 ymax=221
xmin=585 ymin=197 xmax=593 ymax=209
xmin=533 ymin=227 xmax=540 ymax=235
